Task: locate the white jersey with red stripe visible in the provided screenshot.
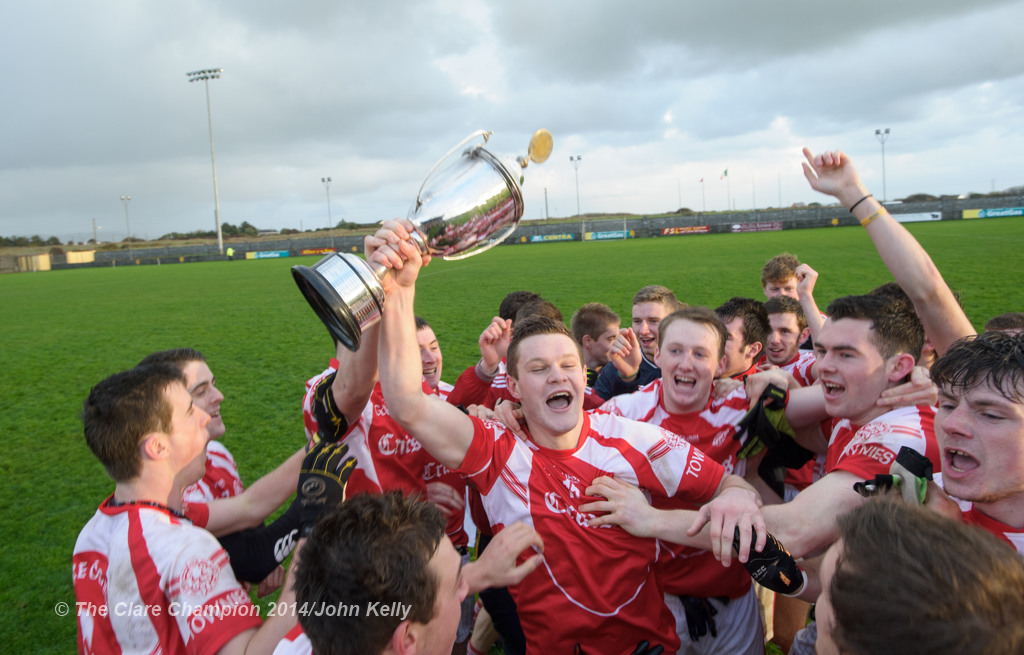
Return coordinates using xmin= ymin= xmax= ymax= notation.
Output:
xmin=272 ymin=625 xmax=312 ymax=655
xmin=73 ymin=497 xmax=261 ymax=655
xmin=181 ymin=439 xmax=245 ymax=503
xmin=825 ymin=405 xmax=940 ymax=478
xmin=595 ymin=381 xmax=751 ymax=598
xmin=457 ymin=412 xmax=726 ymax=654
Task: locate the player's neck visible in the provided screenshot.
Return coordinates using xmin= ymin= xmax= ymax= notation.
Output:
xmin=113 ymin=478 xmax=182 ymax=513
xmin=976 ymin=494 xmax=1024 ymax=530
xmin=526 ymin=419 xmax=584 ymax=451
xmin=846 ymin=402 xmax=891 ymax=427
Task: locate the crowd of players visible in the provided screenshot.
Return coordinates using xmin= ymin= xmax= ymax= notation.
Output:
xmin=73 ymin=147 xmax=1024 ymax=655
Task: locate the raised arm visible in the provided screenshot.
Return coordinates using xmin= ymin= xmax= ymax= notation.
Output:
xmin=801 ymin=147 xmax=974 ymax=355
xmin=795 ymin=263 xmax=826 ymax=342
xmin=373 ymin=221 xmax=476 ymax=470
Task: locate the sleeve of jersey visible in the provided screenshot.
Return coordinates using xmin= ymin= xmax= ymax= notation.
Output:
xmin=182 ymin=502 xmax=210 ymax=529
xmin=640 ymin=427 xmax=726 ymax=505
xmin=453 ymin=416 xmax=513 ymax=495
xmin=446 ymin=365 xmax=493 ymax=409
xmin=171 ymin=531 xmax=263 ymax=655
xmin=830 ymin=429 xmax=909 ymax=479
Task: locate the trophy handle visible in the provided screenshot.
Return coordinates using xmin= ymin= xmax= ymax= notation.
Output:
xmin=415 ymin=130 xmax=493 ymax=211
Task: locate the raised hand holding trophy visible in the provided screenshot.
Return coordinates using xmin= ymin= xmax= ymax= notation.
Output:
xmin=292 ymin=129 xmax=553 ymax=350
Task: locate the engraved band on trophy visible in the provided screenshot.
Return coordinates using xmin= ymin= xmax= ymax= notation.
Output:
xmin=292 ymin=129 xmax=553 ymax=351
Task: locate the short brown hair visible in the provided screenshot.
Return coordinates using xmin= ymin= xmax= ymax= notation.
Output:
xmin=138 ymin=347 xmax=206 ymax=372
xmin=761 ymin=253 xmax=800 ymax=287
xmin=506 ymin=315 xmax=582 ymax=379
xmin=830 ymin=497 xmax=1024 ymax=654
xmin=570 ymin=302 xmax=620 ymax=344
xmin=82 ymin=364 xmax=185 ymax=482
xmin=985 ymin=312 xmax=1024 ymax=334
xmin=764 ymin=295 xmax=807 ymax=332
xmin=826 ymin=294 xmax=923 ymax=362
xmin=295 ymin=492 xmax=447 ymax=655
xmin=632 ymin=284 xmax=683 ymax=310
xmin=930 ymin=331 xmax=1024 ymax=404
xmin=658 ymin=306 xmax=728 ymax=360
xmin=715 ymin=297 xmax=768 ymax=349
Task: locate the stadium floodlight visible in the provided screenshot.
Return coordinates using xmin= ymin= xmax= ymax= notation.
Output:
xmin=120 ymin=195 xmax=132 ymax=260
xmin=322 ymin=177 xmax=335 ymax=249
xmin=875 ymin=128 xmax=890 ymax=202
xmin=570 ymin=155 xmax=582 ymax=217
xmin=187 ymin=67 xmax=225 ymax=254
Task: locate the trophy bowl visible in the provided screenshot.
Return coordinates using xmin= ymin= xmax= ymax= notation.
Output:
xmin=293 ymin=129 xmax=553 ymax=351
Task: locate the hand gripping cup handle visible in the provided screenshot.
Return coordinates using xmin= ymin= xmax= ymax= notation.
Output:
xmin=292 ymin=129 xmax=553 ymax=352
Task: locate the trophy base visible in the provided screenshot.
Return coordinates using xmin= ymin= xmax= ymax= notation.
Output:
xmin=291 ymin=252 xmax=385 ymax=351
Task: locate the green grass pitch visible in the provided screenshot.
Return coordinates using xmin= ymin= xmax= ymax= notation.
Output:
xmin=1 ymin=218 xmax=1021 ymax=651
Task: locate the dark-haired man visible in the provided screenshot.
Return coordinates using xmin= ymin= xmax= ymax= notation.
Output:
xmin=815 ymin=497 xmax=1024 ymax=655
xmin=139 ymin=348 xmax=305 ymax=592
xmin=274 ymin=492 xmax=543 ymax=655
xmin=73 ymin=364 xmax=317 ymax=654
xmin=715 ymin=297 xmax=768 ymax=381
xmin=595 ymin=294 xmax=940 ymax=563
xmin=761 ymin=296 xmax=814 ymax=383
xmin=930 ymin=331 xmax=1024 ymax=553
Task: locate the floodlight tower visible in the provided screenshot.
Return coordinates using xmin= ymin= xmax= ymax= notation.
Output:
xmin=120 ymin=195 xmax=132 ymax=260
xmin=875 ymin=128 xmax=890 ymax=202
xmin=322 ymin=176 xmax=335 ymax=249
xmin=569 ymin=155 xmax=582 ymax=216
xmin=187 ymin=68 xmax=225 ymax=254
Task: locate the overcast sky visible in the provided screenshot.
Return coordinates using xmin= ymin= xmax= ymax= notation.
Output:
xmin=3 ymin=0 xmax=1023 ymax=242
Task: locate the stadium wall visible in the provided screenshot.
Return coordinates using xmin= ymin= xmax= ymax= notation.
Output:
xmin=23 ymin=193 xmax=1024 ymax=272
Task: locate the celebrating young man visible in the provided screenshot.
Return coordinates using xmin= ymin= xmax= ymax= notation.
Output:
xmin=370 ymin=220 xmax=768 ymax=655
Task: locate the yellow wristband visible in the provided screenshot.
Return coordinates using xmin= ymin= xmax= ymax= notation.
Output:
xmin=860 ymin=209 xmax=883 ymax=227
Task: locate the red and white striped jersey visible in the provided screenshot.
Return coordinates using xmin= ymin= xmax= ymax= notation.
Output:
xmin=458 ymin=412 xmax=726 ymax=654
xmin=73 ymin=498 xmax=261 ymax=654
xmin=962 ymin=506 xmax=1024 ymax=555
xmin=302 ymin=369 xmax=469 ymax=549
xmin=595 ymin=380 xmax=750 ymax=597
xmin=182 ymin=439 xmax=245 ymax=503
xmin=825 ymin=405 xmax=940 ymax=478
xmin=782 ymin=350 xmax=818 ymax=387
xmin=934 ymin=474 xmax=1024 ymax=556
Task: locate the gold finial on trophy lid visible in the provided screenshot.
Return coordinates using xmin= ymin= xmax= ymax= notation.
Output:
xmin=520 ymin=129 xmax=553 ymax=167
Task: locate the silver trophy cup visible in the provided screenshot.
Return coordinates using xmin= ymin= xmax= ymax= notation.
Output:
xmin=292 ymin=129 xmax=553 ymax=350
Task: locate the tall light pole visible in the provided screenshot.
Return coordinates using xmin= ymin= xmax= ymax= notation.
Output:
xmin=875 ymin=128 xmax=890 ymax=202
xmin=322 ymin=176 xmax=335 ymax=250
xmin=569 ymin=155 xmax=582 ymax=216
xmin=120 ymin=195 xmax=132 ymax=260
xmin=187 ymin=68 xmax=225 ymax=254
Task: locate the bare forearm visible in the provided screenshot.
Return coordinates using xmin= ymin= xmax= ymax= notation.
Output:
xmin=204 ymin=448 xmax=304 ymax=536
xmin=377 ymin=286 xmax=472 ymax=469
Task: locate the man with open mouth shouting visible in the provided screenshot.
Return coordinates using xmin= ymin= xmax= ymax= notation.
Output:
xmin=372 ymin=219 xmax=768 ymax=655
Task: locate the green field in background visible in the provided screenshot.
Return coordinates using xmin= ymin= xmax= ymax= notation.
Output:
xmin=2 ymin=217 xmax=1021 ymax=652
